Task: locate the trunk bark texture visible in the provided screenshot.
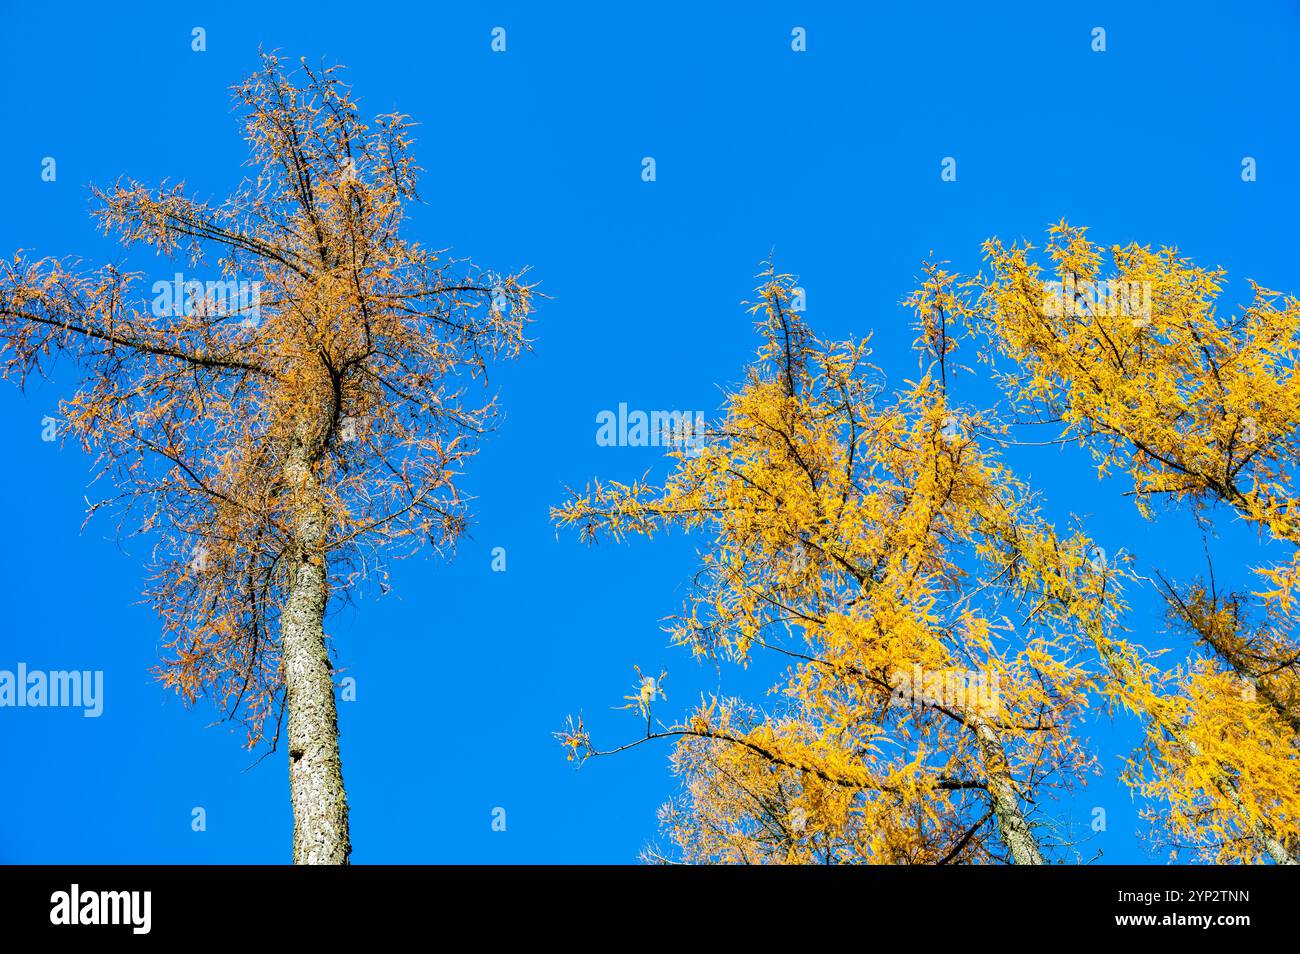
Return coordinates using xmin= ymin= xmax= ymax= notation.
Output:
xmin=282 ymin=424 xmax=350 ymax=865
xmin=970 ymin=714 xmax=1046 ymax=865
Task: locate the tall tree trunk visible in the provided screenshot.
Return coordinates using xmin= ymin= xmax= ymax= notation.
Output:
xmin=969 ymin=714 xmax=1046 ymax=865
xmin=282 ymin=431 xmax=351 ymax=865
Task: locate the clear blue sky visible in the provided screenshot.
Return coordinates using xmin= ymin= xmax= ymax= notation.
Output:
xmin=1 ymin=1 xmax=1297 ymax=863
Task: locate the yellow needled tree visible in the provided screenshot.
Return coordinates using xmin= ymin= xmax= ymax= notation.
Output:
xmin=974 ymin=223 xmax=1299 ymax=863
xmin=554 ymin=265 xmax=1124 ymax=864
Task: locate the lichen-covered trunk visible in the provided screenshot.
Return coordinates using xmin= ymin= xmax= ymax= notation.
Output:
xmin=282 ymin=432 xmax=350 ymax=865
xmin=970 ymin=714 xmax=1046 ymax=866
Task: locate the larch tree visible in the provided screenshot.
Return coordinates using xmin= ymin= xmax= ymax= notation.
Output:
xmin=973 ymin=223 xmax=1299 ymax=864
xmin=0 ymin=54 xmax=534 ymax=864
xmin=553 ymin=266 xmax=1128 ymax=864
